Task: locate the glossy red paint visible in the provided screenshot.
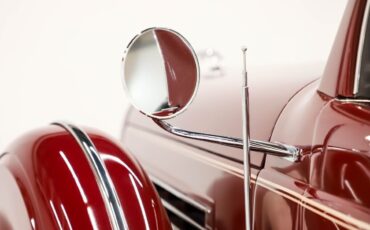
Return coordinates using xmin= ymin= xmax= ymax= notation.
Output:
xmin=270 ymin=82 xmax=370 ymax=229
xmin=268 ymin=0 xmax=370 ymax=228
xmin=0 ymin=125 xmax=170 ymax=229
xmin=123 ymin=123 xmax=261 ymax=229
xmin=253 ymin=169 xmax=308 ymax=229
xmin=122 ymin=62 xmax=320 ymax=229
xmin=122 ymin=0 xmax=370 ymax=229
xmin=301 ymin=101 xmax=370 ymax=229
xmin=87 ymin=128 xmax=171 ymax=230
xmin=124 ymin=61 xmax=321 ymax=168
xmin=155 ymin=29 xmax=198 ymax=111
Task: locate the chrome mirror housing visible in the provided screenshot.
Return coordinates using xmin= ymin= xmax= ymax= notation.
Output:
xmin=122 ymin=28 xmax=199 ymax=119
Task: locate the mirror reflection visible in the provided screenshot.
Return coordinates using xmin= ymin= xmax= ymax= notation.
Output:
xmin=122 ymin=28 xmax=199 ymax=119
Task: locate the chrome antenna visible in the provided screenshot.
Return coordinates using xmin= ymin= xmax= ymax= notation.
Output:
xmin=241 ymin=47 xmax=251 ymax=230
xmin=242 ymin=47 xmax=248 ymax=85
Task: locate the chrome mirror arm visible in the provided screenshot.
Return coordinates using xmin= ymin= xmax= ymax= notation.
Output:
xmin=152 ymin=119 xmax=301 ymax=162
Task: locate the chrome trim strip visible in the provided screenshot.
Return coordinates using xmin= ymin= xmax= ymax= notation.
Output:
xmin=150 ymin=175 xmax=211 ymax=214
xmin=150 ymin=175 xmax=213 ymax=229
xmin=354 ymin=0 xmax=370 ymax=95
xmin=336 ymin=98 xmax=370 ymax=103
xmin=153 ymin=119 xmax=301 ymax=162
xmin=53 ymin=122 xmax=128 ymax=230
xmin=131 ymin=123 xmax=253 ymax=179
xmin=161 ymin=199 xmax=206 ymax=230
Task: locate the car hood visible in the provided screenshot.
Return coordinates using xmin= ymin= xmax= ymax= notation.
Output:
xmin=123 ymin=62 xmax=323 ymax=163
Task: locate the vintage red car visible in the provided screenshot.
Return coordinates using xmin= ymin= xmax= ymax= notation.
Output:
xmin=121 ymin=0 xmax=370 ymax=229
xmin=0 ymin=0 xmax=369 ymax=229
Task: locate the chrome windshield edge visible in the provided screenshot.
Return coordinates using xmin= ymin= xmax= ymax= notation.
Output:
xmin=52 ymin=122 xmax=128 ymax=230
xmin=149 ymin=175 xmax=212 ymax=213
xmin=336 ymin=98 xmax=370 ymax=103
xmin=354 ymin=0 xmax=370 ymax=95
xmin=153 ymin=119 xmax=301 ymax=162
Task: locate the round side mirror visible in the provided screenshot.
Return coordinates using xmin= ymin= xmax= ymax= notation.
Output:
xmin=122 ymin=28 xmax=199 ymax=119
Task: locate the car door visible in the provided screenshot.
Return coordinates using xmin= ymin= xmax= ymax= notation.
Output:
xmin=253 ymin=0 xmax=370 ymax=229
xmin=302 ymin=98 xmax=370 ymax=230
xmin=302 ymin=0 xmax=370 ymax=228
xmin=253 ymin=79 xmax=321 ymax=230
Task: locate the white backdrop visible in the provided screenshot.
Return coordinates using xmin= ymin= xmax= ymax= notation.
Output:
xmin=0 ymin=0 xmax=347 ymax=151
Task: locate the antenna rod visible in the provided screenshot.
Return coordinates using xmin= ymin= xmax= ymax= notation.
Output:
xmin=241 ymin=47 xmax=251 ymax=230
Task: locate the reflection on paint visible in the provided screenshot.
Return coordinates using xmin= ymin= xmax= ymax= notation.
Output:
xmin=101 ymin=153 xmax=143 ymax=187
xmin=87 ymin=206 xmax=99 ymax=230
xmin=49 ymin=200 xmax=62 ymax=230
xmin=59 ymin=151 xmax=88 ymax=203
xmin=60 ymin=204 xmax=72 ymax=230
xmin=129 ymin=174 xmax=150 ymax=230
xmin=30 ymin=218 xmax=36 ymax=230
xmin=344 ymin=180 xmax=361 ymax=203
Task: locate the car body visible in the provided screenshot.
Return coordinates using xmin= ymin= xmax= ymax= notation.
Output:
xmin=0 ymin=123 xmax=171 ymax=229
xmin=121 ymin=0 xmax=370 ymax=229
xmin=0 ymin=0 xmax=369 ymax=229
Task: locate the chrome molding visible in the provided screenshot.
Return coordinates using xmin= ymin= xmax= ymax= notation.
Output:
xmin=161 ymin=199 xmax=206 ymax=230
xmin=336 ymin=98 xmax=370 ymax=103
xmin=150 ymin=175 xmax=212 ymax=230
xmin=353 ymin=0 xmax=370 ymax=95
xmin=153 ymin=119 xmax=301 ymax=162
xmin=53 ymin=122 xmax=128 ymax=230
xmin=150 ymin=176 xmax=211 ymax=214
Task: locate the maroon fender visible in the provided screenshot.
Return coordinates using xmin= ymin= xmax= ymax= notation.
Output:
xmin=0 ymin=124 xmax=170 ymax=229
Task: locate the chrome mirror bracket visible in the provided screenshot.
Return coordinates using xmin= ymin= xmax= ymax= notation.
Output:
xmin=152 ymin=119 xmax=301 ymax=162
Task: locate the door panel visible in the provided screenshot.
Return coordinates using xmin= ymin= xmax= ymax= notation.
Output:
xmin=254 ymin=169 xmax=307 ymax=230
xmin=303 ymin=101 xmax=370 ymax=229
xmin=254 ymin=81 xmax=324 ymax=230
xmin=266 ymin=79 xmax=370 ymax=229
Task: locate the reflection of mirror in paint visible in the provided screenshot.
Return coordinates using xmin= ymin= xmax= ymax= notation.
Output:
xmin=122 ymin=28 xmax=199 ymax=119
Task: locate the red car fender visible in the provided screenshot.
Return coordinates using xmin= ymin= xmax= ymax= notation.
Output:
xmin=0 ymin=124 xmax=170 ymax=230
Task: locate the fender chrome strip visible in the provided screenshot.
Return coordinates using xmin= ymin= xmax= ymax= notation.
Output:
xmin=53 ymin=122 xmax=127 ymax=230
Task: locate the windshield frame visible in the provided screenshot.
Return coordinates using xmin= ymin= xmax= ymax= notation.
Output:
xmin=354 ymin=0 xmax=370 ymax=99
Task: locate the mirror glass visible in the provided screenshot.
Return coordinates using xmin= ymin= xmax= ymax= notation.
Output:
xmin=122 ymin=28 xmax=199 ymax=119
